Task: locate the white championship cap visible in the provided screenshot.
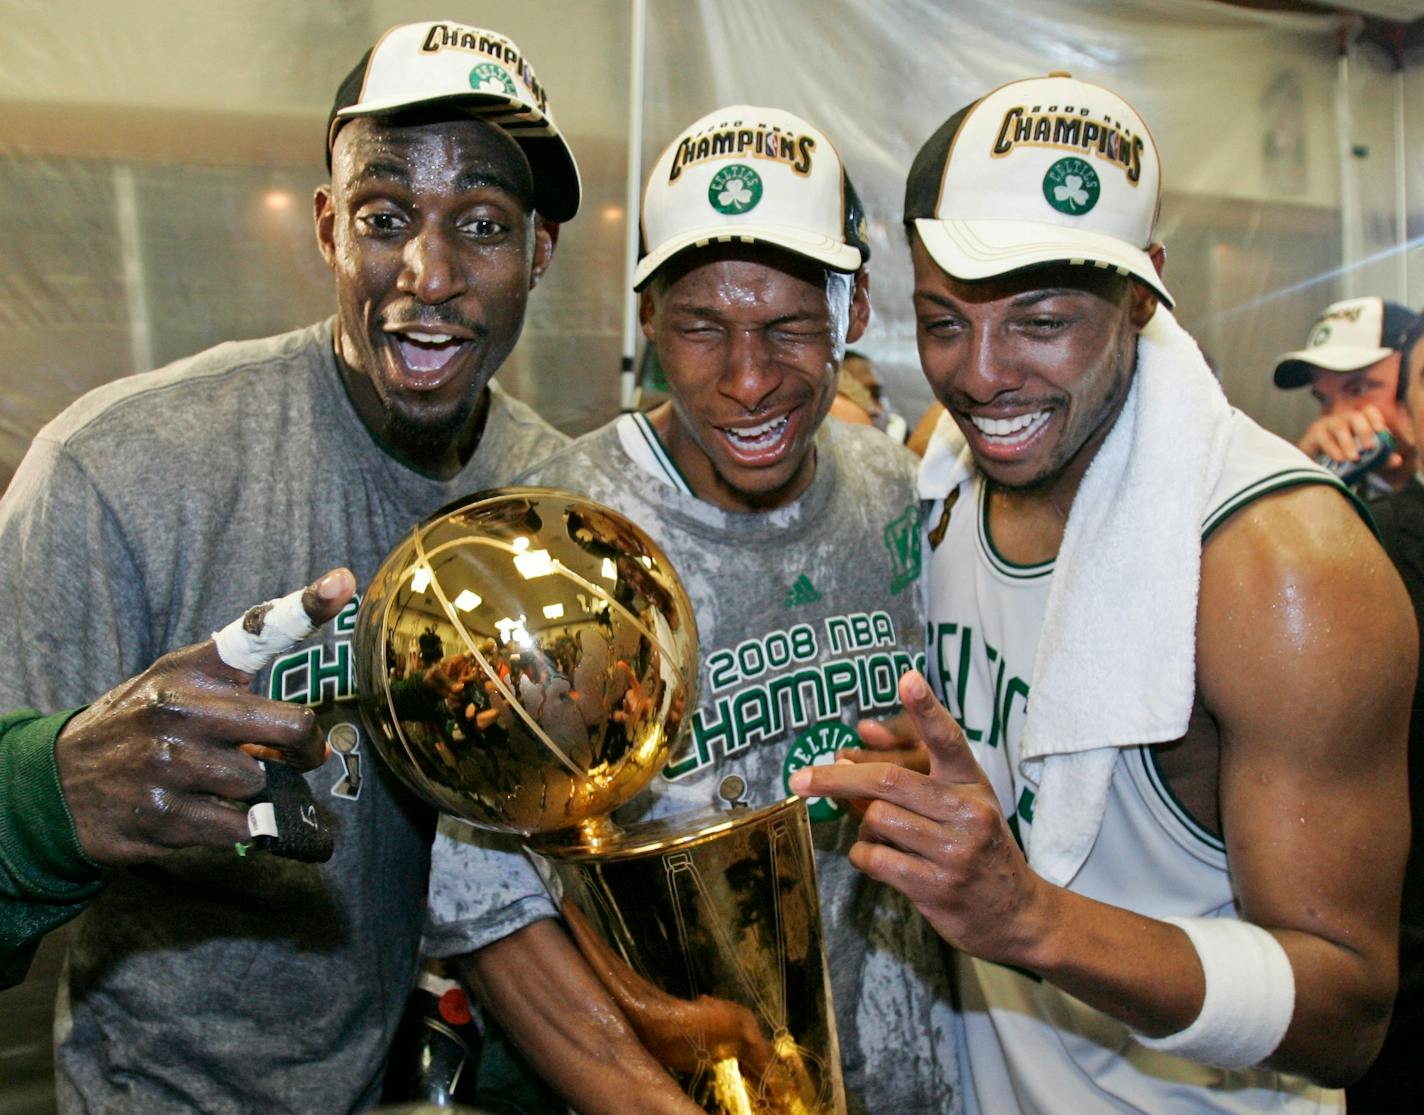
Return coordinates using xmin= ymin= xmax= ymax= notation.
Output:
xmin=635 ymin=104 xmax=869 ymax=290
xmin=1272 ymin=297 xmax=1416 ymax=388
xmin=326 ymin=20 xmax=580 ymax=222
xmin=904 ymin=73 xmax=1171 ymax=306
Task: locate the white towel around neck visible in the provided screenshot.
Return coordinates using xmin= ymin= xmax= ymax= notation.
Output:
xmin=918 ymin=305 xmax=1234 ymax=886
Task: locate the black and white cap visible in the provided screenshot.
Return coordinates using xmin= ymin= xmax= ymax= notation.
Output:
xmin=635 ymin=105 xmax=869 ymax=290
xmin=1272 ymin=298 xmax=1417 ymax=388
xmin=904 ymin=73 xmax=1171 ymax=306
xmin=327 ymin=20 xmax=580 ymax=222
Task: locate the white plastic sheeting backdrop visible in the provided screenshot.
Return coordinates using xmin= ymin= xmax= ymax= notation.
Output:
xmin=646 ymin=0 xmax=1424 ymax=439
xmin=0 ymin=0 xmax=1420 ymax=491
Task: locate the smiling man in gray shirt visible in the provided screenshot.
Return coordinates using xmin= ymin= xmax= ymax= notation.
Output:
xmin=0 ymin=20 xmax=578 ymax=1113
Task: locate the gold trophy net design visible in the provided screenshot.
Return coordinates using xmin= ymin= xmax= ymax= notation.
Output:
xmin=354 ymin=489 xmax=845 ymax=1114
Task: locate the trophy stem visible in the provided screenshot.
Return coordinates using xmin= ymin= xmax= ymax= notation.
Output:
xmin=570 ymin=815 xmax=625 ymax=849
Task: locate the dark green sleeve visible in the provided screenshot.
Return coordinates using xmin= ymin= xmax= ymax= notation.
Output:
xmin=1 ymin=707 xmax=106 ymax=988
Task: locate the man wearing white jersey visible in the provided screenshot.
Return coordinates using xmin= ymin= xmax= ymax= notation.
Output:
xmin=791 ymin=74 xmax=1414 ymax=1113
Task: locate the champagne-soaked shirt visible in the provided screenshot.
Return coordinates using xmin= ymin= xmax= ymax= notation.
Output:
xmin=426 ymin=414 xmax=961 ymax=1115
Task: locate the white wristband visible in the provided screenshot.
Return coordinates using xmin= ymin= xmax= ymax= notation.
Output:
xmin=211 ymin=589 xmax=317 ymax=675
xmin=1136 ymin=915 xmax=1295 ymax=1070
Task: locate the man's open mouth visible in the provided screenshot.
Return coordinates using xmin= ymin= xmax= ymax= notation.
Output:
xmin=968 ymin=409 xmax=1051 ymax=447
xmin=383 ymin=325 xmax=475 ymax=390
xmin=396 ymin=331 xmax=464 ymax=373
xmin=720 ymin=413 xmax=791 ymax=453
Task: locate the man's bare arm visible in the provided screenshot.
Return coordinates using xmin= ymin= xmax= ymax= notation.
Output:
xmin=1197 ymin=483 xmax=1414 ymax=1082
xmin=454 ymin=920 xmax=702 ymax=1115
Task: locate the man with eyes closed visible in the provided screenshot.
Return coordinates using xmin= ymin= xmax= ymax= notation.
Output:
xmin=790 ymin=75 xmax=1414 ymax=1115
xmin=0 ymin=21 xmax=578 ymax=1114
xmin=424 ymin=106 xmax=959 ymax=1115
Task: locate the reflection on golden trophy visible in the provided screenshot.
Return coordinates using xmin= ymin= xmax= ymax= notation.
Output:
xmin=353 ymin=488 xmax=845 ymax=1113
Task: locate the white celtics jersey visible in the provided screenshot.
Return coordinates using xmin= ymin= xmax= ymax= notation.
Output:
xmin=924 ymin=409 xmax=1347 ymax=1114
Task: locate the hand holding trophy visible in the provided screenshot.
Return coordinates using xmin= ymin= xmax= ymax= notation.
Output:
xmin=354 ymin=489 xmax=844 ymax=1113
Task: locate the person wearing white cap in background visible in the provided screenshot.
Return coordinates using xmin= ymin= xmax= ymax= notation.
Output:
xmin=1273 ymin=297 xmax=1420 ymax=498
xmin=1355 ymin=314 xmax=1424 ymax=1113
xmin=790 ymin=73 xmax=1413 ymax=1114
xmin=0 ymin=19 xmax=578 ymax=1114
xmin=425 ymin=104 xmax=959 ymax=1114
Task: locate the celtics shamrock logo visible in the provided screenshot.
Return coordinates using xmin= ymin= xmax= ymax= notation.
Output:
xmin=1308 ymin=323 xmax=1332 ymax=348
xmin=469 ymin=63 xmax=516 ymax=97
xmin=784 ymin=721 xmax=858 ymax=821
xmin=709 ymin=164 xmax=763 ymax=215
xmin=1042 ymin=157 xmax=1100 ymax=216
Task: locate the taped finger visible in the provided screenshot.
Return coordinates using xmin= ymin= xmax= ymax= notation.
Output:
xmin=211 ymin=589 xmax=318 ymax=674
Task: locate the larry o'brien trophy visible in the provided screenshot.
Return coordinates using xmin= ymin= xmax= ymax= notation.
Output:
xmin=353 ymin=489 xmax=845 ymax=1114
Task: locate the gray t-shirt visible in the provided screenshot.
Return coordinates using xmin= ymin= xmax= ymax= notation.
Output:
xmin=0 ymin=320 xmax=568 ymax=1114
xmin=426 ymin=415 xmax=960 ymax=1114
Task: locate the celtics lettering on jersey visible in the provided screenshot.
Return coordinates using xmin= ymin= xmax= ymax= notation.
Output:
xmin=929 ymin=619 xmax=1030 ymax=753
xmin=783 ymin=720 xmax=858 ymax=821
xmin=929 ymin=617 xmax=1035 ymax=847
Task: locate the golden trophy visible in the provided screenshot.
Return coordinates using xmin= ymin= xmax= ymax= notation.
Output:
xmin=353 ymin=489 xmax=845 ymax=1114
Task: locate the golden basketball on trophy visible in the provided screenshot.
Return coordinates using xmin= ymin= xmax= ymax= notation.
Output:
xmin=353 ymin=488 xmax=845 ymax=1114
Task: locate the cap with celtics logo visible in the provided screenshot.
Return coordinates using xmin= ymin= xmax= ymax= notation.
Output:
xmin=904 ymin=73 xmax=1172 ymax=307
xmin=1272 ymin=297 xmax=1417 ymax=389
xmin=326 ymin=20 xmax=580 ymax=221
xmin=634 ymin=104 xmax=869 ymax=290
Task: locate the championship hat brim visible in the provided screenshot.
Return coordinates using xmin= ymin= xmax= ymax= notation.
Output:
xmin=634 ymin=225 xmax=864 ymax=290
xmin=914 ymin=216 xmax=1171 ymax=306
xmin=1271 ymin=345 xmax=1397 ymax=388
xmin=1271 ymin=297 xmax=1415 ymax=388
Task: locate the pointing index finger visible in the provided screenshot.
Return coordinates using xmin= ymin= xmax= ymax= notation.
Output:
xmin=899 ymin=670 xmax=984 ymax=786
xmin=210 ymin=568 xmax=356 ymax=677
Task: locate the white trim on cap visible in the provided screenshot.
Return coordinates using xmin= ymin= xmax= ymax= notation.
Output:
xmin=914 ymin=216 xmax=1172 ymax=307
xmin=633 ymin=224 xmax=863 ymax=289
